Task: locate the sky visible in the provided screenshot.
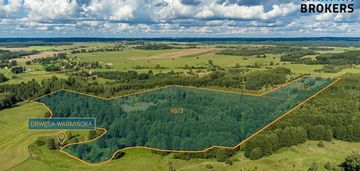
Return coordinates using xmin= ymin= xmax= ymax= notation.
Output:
xmin=0 ymin=0 xmax=359 ymax=37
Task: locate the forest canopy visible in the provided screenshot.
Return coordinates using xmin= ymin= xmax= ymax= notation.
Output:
xmin=37 ymin=77 xmax=334 ymax=163
xmin=244 ymin=74 xmax=360 ymax=160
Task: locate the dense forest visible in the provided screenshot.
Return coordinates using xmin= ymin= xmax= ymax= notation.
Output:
xmin=280 ymin=50 xmax=318 ymax=62
xmin=243 ymin=74 xmax=360 ymax=160
xmin=244 ymin=67 xmax=292 ymax=90
xmin=313 ymin=51 xmax=360 ymax=65
xmin=45 ymin=87 xmax=294 ymax=162
xmin=280 ymin=50 xmax=360 ymax=65
xmin=265 ymin=77 xmax=334 ymax=101
xmin=94 ymin=67 xmax=293 ymax=91
xmin=216 ymin=46 xmax=314 ymax=57
xmin=37 ymin=77 xmax=332 ymax=163
xmin=134 ymin=43 xmax=178 ymax=50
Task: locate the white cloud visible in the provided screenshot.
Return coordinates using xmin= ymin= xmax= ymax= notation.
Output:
xmin=0 ymin=0 xmax=22 ymax=17
xmin=23 ymin=0 xmax=78 ymax=20
xmin=0 ymin=0 xmax=358 ymax=37
xmin=153 ymin=0 xmax=297 ymax=21
xmin=115 ymin=23 xmax=131 ymax=31
xmin=261 ymin=3 xmax=297 ymax=20
xmin=84 ymin=0 xmax=137 ymax=21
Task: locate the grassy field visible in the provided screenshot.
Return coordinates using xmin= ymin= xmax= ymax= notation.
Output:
xmin=0 ymin=70 xmax=68 ymax=85
xmin=173 ymin=140 xmax=360 ymax=171
xmin=2 ymin=44 xmax=360 ymax=82
xmin=70 ymin=50 xmax=280 ymax=70
xmin=10 ymin=137 xmax=360 ymax=171
xmin=67 ymin=47 xmax=360 ymax=76
xmin=0 ymin=103 xmax=57 ymax=170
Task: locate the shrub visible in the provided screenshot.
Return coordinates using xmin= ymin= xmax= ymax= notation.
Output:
xmin=225 ymin=158 xmax=233 ymax=165
xmin=308 ymin=162 xmax=318 ymax=171
xmin=317 ymin=141 xmax=324 ymax=148
xmin=0 ymin=73 xmax=8 ymax=83
xmin=151 ymin=150 xmax=170 ymax=156
xmin=232 ymin=158 xmax=240 ymax=162
xmin=215 ymin=149 xmax=232 ymax=162
xmin=340 ymin=154 xmax=360 ymax=171
xmin=35 ymin=138 xmax=46 ymax=146
xmin=46 ymin=138 xmax=56 ymax=150
xmin=113 ymin=151 xmax=125 ymax=159
xmin=205 ymin=164 xmax=213 ymax=169
xmin=10 ymin=66 xmax=25 ymax=74
xmin=249 ymin=147 xmax=263 ymax=160
xmin=324 ymin=162 xmax=334 ymax=170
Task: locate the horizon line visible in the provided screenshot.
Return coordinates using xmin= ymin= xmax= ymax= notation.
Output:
xmin=1 ymin=36 xmax=360 ymax=38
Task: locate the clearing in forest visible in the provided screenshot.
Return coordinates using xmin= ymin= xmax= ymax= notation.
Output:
xmin=35 ymin=77 xmax=336 ymax=164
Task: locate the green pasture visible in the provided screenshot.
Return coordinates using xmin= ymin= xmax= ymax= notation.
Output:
xmin=0 ymin=102 xmax=57 ymax=170
xmin=67 ymin=47 xmax=359 ymax=76
xmin=0 ymin=70 xmax=68 ymax=85
xmin=10 ymin=138 xmax=360 ymax=171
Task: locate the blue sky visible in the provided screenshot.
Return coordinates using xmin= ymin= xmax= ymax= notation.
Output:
xmin=0 ymin=0 xmax=359 ymax=37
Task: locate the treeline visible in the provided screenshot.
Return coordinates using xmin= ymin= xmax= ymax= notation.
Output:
xmin=313 ymin=51 xmax=360 ymax=65
xmin=307 ymin=47 xmax=334 ymax=51
xmin=245 ymin=67 xmax=291 ymax=90
xmin=315 ymin=65 xmax=346 ymax=73
xmin=0 ymin=42 xmax=72 ymax=48
xmin=70 ymin=45 xmax=124 ymax=54
xmin=94 ymin=67 xmax=292 ymax=90
xmin=281 ymin=50 xmax=360 ymax=66
xmin=0 ymin=67 xmax=292 ymax=109
xmin=280 ymin=50 xmax=318 ymax=62
xmin=0 ymin=50 xmax=37 ymax=60
xmin=132 ymin=64 xmax=169 ymax=70
xmin=93 ymin=70 xmax=159 ymax=81
xmin=264 ymin=41 xmax=360 ymax=47
xmin=0 ymin=50 xmax=36 ymax=69
xmin=216 ymin=46 xmax=307 ymax=56
xmin=134 ymin=43 xmax=177 ymax=50
xmin=172 ymin=148 xmax=236 ymax=162
xmin=244 ymin=74 xmax=360 ymax=160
